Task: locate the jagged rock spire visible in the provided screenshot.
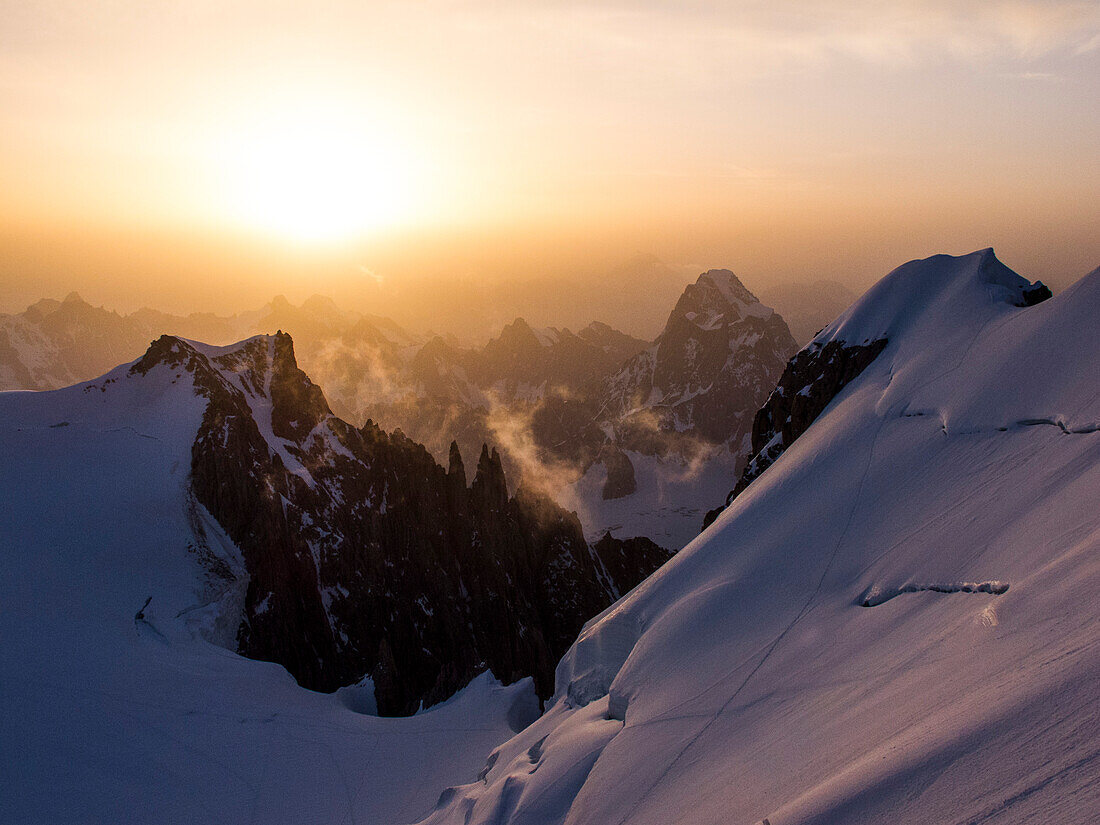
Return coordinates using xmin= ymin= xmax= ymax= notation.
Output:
xmin=447 ymin=440 xmax=466 ymax=487
xmin=446 ymin=440 xmax=467 ymax=509
xmin=269 ymin=332 xmax=331 ymax=440
xmin=472 ymin=443 xmax=508 ymax=510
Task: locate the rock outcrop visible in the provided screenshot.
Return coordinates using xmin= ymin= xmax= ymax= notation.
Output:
xmin=134 ymin=332 xmax=674 ymax=715
xmin=702 ymin=337 xmax=888 ymax=529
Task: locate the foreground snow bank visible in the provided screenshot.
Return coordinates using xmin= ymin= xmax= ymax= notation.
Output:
xmin=421 ymin=251 xmax=1100 ymax=825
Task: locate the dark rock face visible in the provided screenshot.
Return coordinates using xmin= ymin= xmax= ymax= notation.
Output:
xmin=133 ymin=333 xmax=674 ymax=716
xmin=598 ymin=446 xmax=637 ymax=500
xmin=702 ymin=337 xmax=888 ymax=530
xmin=1018 ymin=282 xmax=1052 ymax=307
xmin=590 ymin=533 xmax=673 ymax=598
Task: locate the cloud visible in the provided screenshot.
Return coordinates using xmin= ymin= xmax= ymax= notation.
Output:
xmin=492 ymin=0 xmax=1100 ymax=72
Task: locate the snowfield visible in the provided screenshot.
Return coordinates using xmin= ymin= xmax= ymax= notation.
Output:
xmin=419 ymin=250 xmax=1100 ymax=825
xmin=0 ymin=352 xmax=538 ymax=825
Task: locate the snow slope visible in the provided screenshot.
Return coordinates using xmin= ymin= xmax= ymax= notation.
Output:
xmin=420 ymin=250 xmax=1100 ymax=825
xmin=0 ymin=350 xmax=537 ymax=825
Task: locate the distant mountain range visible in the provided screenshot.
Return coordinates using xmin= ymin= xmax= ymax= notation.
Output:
xmin=0 ymin=273 xmax=849 ymax=546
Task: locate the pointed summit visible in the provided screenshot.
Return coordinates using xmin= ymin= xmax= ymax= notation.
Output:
xmin=666 ymin=269 xmax=775 ymax=334
xmin=490 ymin=318 xmax=563 ymax=352
xmin=696 ymin=269 xmax=759 ymax=308
xmin=447 ymin=440 xmax=467 ymax=488
xmin=268 ymin=332 xmax=331 ymax=440
xmin=599 ymin=265 xmax=796 ymax=450
xmin=495 ymin=317 xmax=541 ymax=347
xmin=471 ymin=443 xmax=508 ymax=510
xmin=300 ymin=294 xmax=350 ymax=324
xmin=474 ymin=443 xmax=492 ymax=475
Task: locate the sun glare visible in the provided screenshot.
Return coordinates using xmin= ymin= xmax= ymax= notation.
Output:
xmin=212 ymin=105 xmax=424 ymax=244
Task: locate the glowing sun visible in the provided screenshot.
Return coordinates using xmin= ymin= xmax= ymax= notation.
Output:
xmin=214 ymin=105 xmax=424 ymax=244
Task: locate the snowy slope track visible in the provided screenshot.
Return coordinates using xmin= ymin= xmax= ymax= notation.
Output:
xmin=420 ymin=251 xmax=1100 ymax=825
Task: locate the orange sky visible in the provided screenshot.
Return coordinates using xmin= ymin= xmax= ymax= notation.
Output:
xmin=1 ymin=1 xmax=1098 ymax=323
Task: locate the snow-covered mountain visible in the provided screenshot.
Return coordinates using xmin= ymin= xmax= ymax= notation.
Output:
xmin=6 ymin=249 xmax=1096 ymax=824
xmin=598 ymin=268 xmax=795 ymax=450
xmin=419 ymin=249 xmax=1100 ymax=825
xmin=552 ymin=270 xmax=796 ymax=547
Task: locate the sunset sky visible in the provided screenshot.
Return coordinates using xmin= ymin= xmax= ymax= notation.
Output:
xmin=2 ymin=1 xmax=1098 ymax=326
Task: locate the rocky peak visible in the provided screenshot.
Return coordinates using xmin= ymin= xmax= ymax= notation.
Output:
xmin=599 ymin=268 xmax=797 ymax=451
xmin=130 ymin=334 xmax=214 ymax=381
xmin=664 ymin=269 xmax=773 ymax=336
xmin=502 ymin=316 xmax=538 ymax=339
xmin=1019 ymin=281 xmax=1053 ymax=307
xmin=170 ymin=335 xmax=674 ymax=714
xmin=447 ymin=440 xmax=468 ymax=507
xmin=257 ymin=295 xmax=353 ymax=344
xmin=698 ymin=269 xmax=760 ymax=308
xmin=300 ymin=294 xmax=344 ymax=318
xmin=486 ymin=317 xmax=548 ymax=359
xmin=129 ymin=333 xmax=332 ymax=444
xmin=413 ymin=335 xmax=464 ymax=368
xmin=406 ymin=336 xmax=479 ymax=405
xmin=472 ymin=443 xmax=509 ymax=510
xmin=578 ymin=321 xmax=648 ymax=355
xmin=582 ymin=320 xmax=613 ymax=335
xmin=447 ymin=440 xmax=467 ymax=486
xmin=269 ymin=332 xmax=332 ymax=440
xmin=343 ymin=316 xmax=400 ymax=348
